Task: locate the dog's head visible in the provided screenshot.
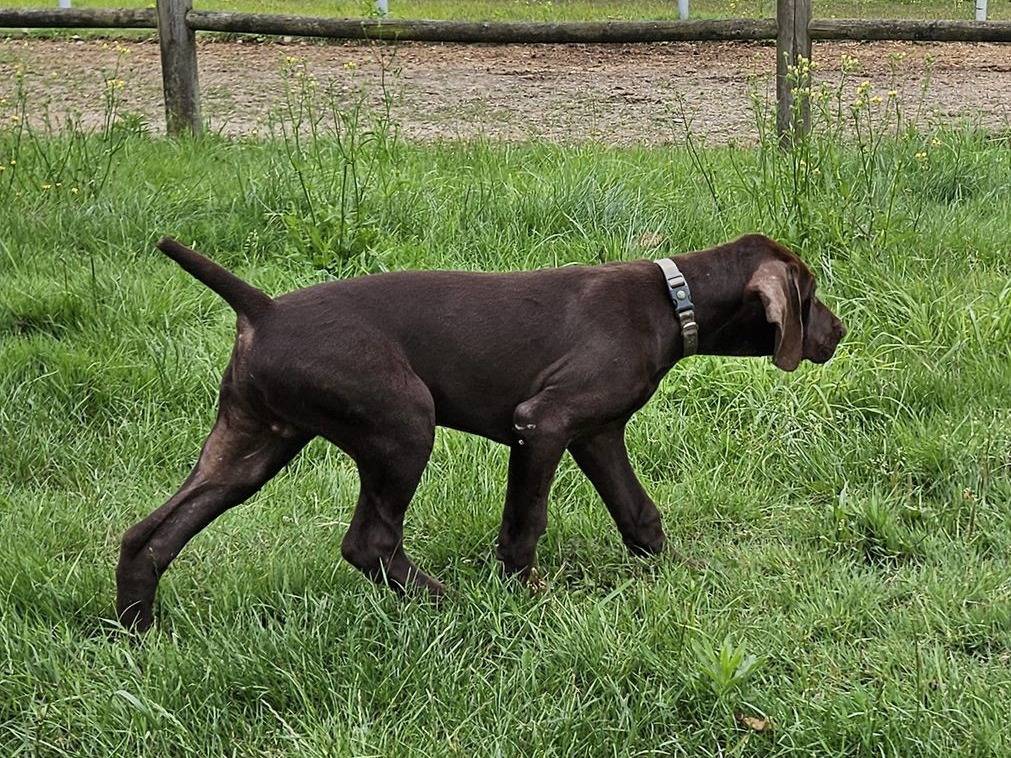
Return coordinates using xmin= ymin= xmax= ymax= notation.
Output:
xmin=739 ymin=236 xmax=846 ymax=371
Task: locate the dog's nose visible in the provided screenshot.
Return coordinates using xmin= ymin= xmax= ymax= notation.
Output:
xmin=835 ymin=319 xmax=847 ymax=340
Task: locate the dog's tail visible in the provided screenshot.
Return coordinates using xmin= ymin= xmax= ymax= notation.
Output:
xmin=155 ymin=236 xmax=273 ymax=320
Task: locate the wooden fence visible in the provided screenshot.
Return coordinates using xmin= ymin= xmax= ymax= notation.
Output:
xmin=2 ymin=2 xmax=1010 ymax=140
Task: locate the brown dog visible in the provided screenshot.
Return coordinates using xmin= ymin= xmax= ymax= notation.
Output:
xmin=117 ymin=233 xmax=845 ymax=629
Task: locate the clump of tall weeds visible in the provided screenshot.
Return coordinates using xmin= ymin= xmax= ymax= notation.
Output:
xmin=267 ymin=46 xmax=402 ymax=274
xmin=0 ymin=44 xmax=141 ymax=208
xmin=679 ymin=51 xmax=941 ymax=253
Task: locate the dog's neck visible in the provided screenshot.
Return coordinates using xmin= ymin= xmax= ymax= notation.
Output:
xmin=671 ymin=248 xmax=767 ymax=359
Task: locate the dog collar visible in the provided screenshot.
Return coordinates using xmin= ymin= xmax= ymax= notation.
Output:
xmin=654 ymin=258 xmax=698 ymax=357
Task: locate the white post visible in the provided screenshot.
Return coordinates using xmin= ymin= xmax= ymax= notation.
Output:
xmin=58 ymin=0 xmax=71 ymax=7
xmin=678 ymin=0 xmax=689 ymax=20
xmin=975 ymin=0 xmax=987 ymax=21
xmin=375 ymin=0 xmax=388 ymax=15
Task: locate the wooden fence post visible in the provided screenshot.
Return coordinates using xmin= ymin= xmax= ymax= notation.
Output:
xmin=157 ymin=0 xmax=201 ymax=136
xmin=776 ymin=0 xmax=811 ymax=144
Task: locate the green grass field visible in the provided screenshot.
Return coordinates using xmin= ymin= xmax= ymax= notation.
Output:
xmin=2 ymin=73 xmax=1011 ymax=755
xmin=3 ymin=0 xmax=1010 ymax=22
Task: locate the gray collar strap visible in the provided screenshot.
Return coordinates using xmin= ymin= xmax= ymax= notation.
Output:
xmin=654 ymin=258 xmax=699 ymax=357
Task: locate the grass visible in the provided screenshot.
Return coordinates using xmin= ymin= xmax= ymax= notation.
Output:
xmin=2 ymin=0 xmax=1010 ymax=22
xmin=1 ymin=68 xmax=1011 ymax=755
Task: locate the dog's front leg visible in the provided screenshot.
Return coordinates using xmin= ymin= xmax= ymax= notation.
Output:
xmin=568 ymin=423 xmax=665 ymax=556
xmin=496 ymin=397 xmax=570 ymax=579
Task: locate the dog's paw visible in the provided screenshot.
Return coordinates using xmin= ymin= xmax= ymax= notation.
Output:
xmin=624 ymin=532 xmax=666 ymax=557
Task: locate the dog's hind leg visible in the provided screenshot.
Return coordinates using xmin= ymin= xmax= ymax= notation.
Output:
xmin=116 ymin=408 xmax=308 ymax=631
xmin=568 ymin=423 xmax=665 ymax=556
xmin=331 ymin=382 xmax=444 ymax=597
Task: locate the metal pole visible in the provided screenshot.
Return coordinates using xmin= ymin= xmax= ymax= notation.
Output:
xmin=976 ymin=0 xmax=987 ymax=21
xmin=678 ymin=0 xmax=689 ymax=20
xmin=375 ymin=0 xmax=389 ymax=16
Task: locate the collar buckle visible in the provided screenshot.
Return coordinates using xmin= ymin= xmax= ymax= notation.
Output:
xmin=654 ymin=258 xmax=698 ymax=357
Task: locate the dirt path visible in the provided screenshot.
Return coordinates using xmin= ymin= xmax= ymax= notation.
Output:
xmin=2 ymin=38 xmax=1010 ymax=142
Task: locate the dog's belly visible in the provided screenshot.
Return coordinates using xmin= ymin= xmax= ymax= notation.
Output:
xmin=409 ymin=347 xmax=651 ymax=446
xmin=417 ymin=360 xmax=541 ymax=444
xmin=430 ymin=394 xmax=516 ymax=444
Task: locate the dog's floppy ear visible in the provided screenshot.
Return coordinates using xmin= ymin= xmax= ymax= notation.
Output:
xmin=746 ymin=260 xmax=803 ymax=372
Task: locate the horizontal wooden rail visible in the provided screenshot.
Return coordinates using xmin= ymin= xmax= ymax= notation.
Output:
xmin=3 ymin=4 xmax=1008 ymax=140
xmin=0 ymin=8 xmax=156 ymax=28
xmin=186 ymin=13 xmax=778 ymax=42
xmin=3 ymin=9 xmax=1009 ymax=44
xmin=810 ymin=18 xmax=1011 ymax=42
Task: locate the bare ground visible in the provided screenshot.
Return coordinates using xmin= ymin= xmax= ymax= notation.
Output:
xmin=1 ymin=37 xmax=1010 ymax=143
